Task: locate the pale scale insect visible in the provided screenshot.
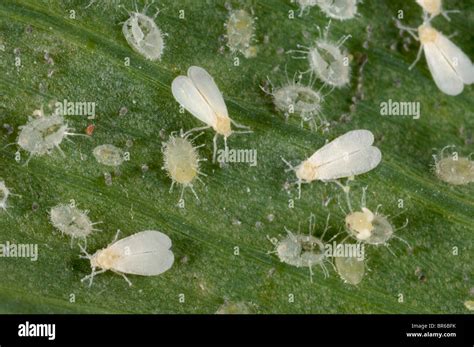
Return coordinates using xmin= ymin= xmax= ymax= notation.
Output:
xmin=267 ymin=213 xmax=334 ymax=282
xmin=465 ymin=300 xmax=474 ymax=311
xmin=433 ymin=145 xmax=474 ymax=185
xmin=80 ymin=230 xmax=174 ymax=287
xmin=282 ymin=129 xmax=382 ymax=199
xmin=335 ymin=182 xmax=410 ymax=253
xmin=93 ymin=144 xmax=125 ymax=167
xmin=16 ymin=108 xmax=80 ymax=164
xmin=216 ymin=301 xmax=254 ymax=314
xmin=261 ymin=71 xmax=329 ymax=132
xmin=85 ymin=0 xmax=123 ymax=10
xmin=289 ymin=21 xmax=352 ymax=88
xmin=121 ymin=2 xmax=165 ymax=61
xmin=294 ymin=0 xmax=318 ymax=17
xmin=50 ymin=203 xmax=100 ymax=247
xmin=396 ymin=19 xmax=474 ymax=96
xmin=225 ymin=9 xmax=257 ymax=58
xmin=162 ymin=130 xmax=207 ymax=202
xmin=335 ymin=255 xmax=365 ymax=285
xmin=415 ymin=0 xmax=459 ymax=21
xmin=0 ymin=180 xmax=12 ymax=212
xmin=171 ymin=66 xmax=252 ymax=163
xmin=316 ymin=0 xmax=359 ymax=21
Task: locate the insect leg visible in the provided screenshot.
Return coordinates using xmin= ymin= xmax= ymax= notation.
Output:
xmin=393 ymin=235 xmax=412 ymax=250
xmin=212 ymin=133 xmax=218 ymax=163
xmin=189 ymin=185 xmax=200 ymax=201
xmin=81 ymin=269 xmax=106 ymax=287
xmin=441 ymin=10 xmax=460 ymax=21
xmin=297 ymin=179 xmax=302 ymax=200
xmin=386 ymin=244 xmax=397 ymax=257
xmin=121 ymin=273 xmax=133 ymax=286
xmin=78 ymin=244 xmax=91 ymax=259
xmin=230 ymin=118 xmax=251 ymax=130
xmin=169 ymin=181 xmax=175 ymax=194
xmin=409 ymin=45 xmax=424 ymax=70
xmin=394 ymin=20 xmax=419 ymax=41
xmin=320 ymin=263 xmax=329 ymax=278
xmin=281 ymin=157 xmax=295 ymax=171
xmin=112 ymin=229 xmax=121 ymax=243
xmin=184 ymin=126 xmax=211 ymax=137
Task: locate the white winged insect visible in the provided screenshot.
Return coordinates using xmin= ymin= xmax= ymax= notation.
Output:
xmin=415 ymin=0 xmax=459 ymax=21
xmin=80 ymin=230 xmax=174 ymax=287
xmin=171 ymin=66 xmax=251 ymax=163
xmin=396 ymin=20 xmax=474 ymax=96
xmin=282 ymin=129 xmax=381 ymax=198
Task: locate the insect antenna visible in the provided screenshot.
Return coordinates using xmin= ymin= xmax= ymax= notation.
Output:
xmin=266 ymin=235 xmax=279 ymax=246
xmin=168 ymin=181 xmax=176 ymax=193
xmin=183 ymin=125 xmax=211 ymax=138
xmin=393 ymin=234 xmax=412 ymax=250
xmin=441 ymin=9 xmax=460 ymax=21
xmin=320 ymin=213 xmax=331 ymax=241
xmin=189 ymin=185 xmax=200 ymax=202
xmin=308 ymin=264 xmax=314 ymax=283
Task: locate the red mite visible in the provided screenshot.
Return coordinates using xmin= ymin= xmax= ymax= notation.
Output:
xmin=85 ymin=124 xmax=95 ymax=136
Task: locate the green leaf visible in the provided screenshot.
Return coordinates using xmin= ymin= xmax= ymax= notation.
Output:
xmin=0 ymin=0 xmax=472 ymax=314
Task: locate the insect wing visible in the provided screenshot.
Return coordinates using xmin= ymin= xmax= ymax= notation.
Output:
xmin=172 ymin=75 xmax=218 ymax=127
xmin=308 ymin=130 xmax=375 ymax=166
xmin=423 ymin=42 xmax=464 ymax=96
xmin=316 ymin=145 xmax=381 ymax=180
xmin=436 ymin=34 xmax=474 ymax=85
xmin=188 ymin=66 xmax=230 ymax=119
xmin=108 ymin=231 xmax=174 ymax=276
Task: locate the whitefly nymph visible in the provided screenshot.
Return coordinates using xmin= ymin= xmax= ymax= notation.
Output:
xmin=0 ymin=181 xmax=12 ymax=212
xmin=294 ymin=0 xmax=318 ymax=16
xmin=80 ymin=230 xmax=174 ymax=287
xmin=50 ymin=203 xmax=100 ymax=246
xmin=263 ymin=74 xmax=328 ymax=132
xmin=162 ymin=131 xmax=206 ymax=202
xmin=335 ymin=255 xmax=365 ymax=285
xmin=316 ymin=0 xmax=359 ymax=21
xmin=17 ymin=108 xmax=75 ymax=162
xmin=290 ymin=21 xmax=351 ymax=88
xmin=433 ymin=145 xmax=474 ymax=185
xmin=337 ymin=183 xmax=410 ymax=250
xmin=216 ymin=301 xmax=254 ymax=314
xmin=225 ymin=9 xmax=257 ymax=58
xmin=268 ymin=214 xmax=333 ymax=282
xmin=122 ymin=3 xmax=165 ymax=61
xmin=93 ymin=144 xmax=124 ymax=167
